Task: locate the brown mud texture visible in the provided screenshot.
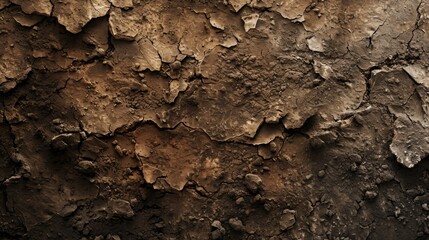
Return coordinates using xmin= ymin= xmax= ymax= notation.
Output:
xmin=2 ymin=0 xmax=429 ymax=239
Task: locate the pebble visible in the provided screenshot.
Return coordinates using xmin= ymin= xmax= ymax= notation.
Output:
xmin=211 ymin=220 xmax=225 ymax=239
xmin=107 ymin=235 xmax=121 ymax=240
xmin=236 ymin=197 xmax=245 ymax=205
xmin=114 ymin=145 xmax=124 ymax=157
xmin=318 ymin=170 xmax=326 ymax=178
xmin=107 ymin=199 xmax=134 ymax=218
xmin=228 ymin=218 xmax=245 ymax=232
xmin=211 ymin=220 xmax=223 ymax=230
xmin=77 ymin=160 xmax=97 ymax=174
xmin=349 ymin=154 xmax=362 ymax=163
xmin=244 ymin=173 xmax=262 ymax=193
xmin=59 ymin=204 xmax=78 ymax=217
xmin=269 ymin=142 xmax=277 ymax=152
xmin=350 ymin=162 xmax=358 ymax=172
xmin=365 ymin=190 xmax=378 ymax=199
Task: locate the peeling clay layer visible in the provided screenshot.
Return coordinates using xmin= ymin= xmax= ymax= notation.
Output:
xmin=1 ymin=0 xmax=429 ymax=239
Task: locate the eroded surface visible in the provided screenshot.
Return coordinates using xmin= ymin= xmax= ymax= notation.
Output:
xmin=1 ymin=0 xmax=429 ymax=239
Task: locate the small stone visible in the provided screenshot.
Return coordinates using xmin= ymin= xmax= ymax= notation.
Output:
xmin=114 ymin=145 xmax=124 ymax=157
xmin=50 ymin=133 xmax=80 ymax=151
xmin=80 ymin=131 xmax=87 ymax=140
xmin=394 ymin=207 xmax=401 ymax=218
xmin=280 ymin=209 xmax=296 ymax=231
xmin=155 ymin=222 xmax=165 ymax=229
xmin=211 ymin=220 xmax=225 ymax=239
xmin=211 ymin=220 xmax=223 ymax=230
xmin=422 ymin=203 xmax=429 ymax=211
xmin=375 ymin=178 xmax=382 ymax=184
xmin=365 ymin=190 xmax=378 ymax=199
xmin=51 ymin=139 xmax=68 ymax=151
xmin=244 ymin=173 xmax=262 ymax=193
xmin=406 ymin=189 xmax=420 ymax=197
xmin=59 ymin=204 xmax=78 ymax=217
xmin=228 ymin=218 xmax=245 ymax=232
xmin=107 ymin=199 xmax=134 ymax=218
xmin=414 ymin=193 xmax=429 ymax=202
xmin=264 ymin=202 xmax=272 ymax=211
xmin=77 ymin=160 xmax=97 ymax=174
xmin=252 ymin=195 xmax=262 ymax=204
xmin=317 ymin=170 xmax=326 ymax=178
xmin=349 ymin=154 xmax=362 ymax=163
xmin=380 ymin=171 xmax=394 ymax=182
xmin=236 ymin=197 xmax=245 ymax=205
xmin=268 ymin=141 xmax=277 ymax=152
xmin=350 ymin=162 xmax=358 ymax=172
xmin=107 ymin=235 xmax=121 ymax=240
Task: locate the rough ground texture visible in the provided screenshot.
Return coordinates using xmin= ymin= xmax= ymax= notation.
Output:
xmin=1 ymin=0 xmax=429 ymax=239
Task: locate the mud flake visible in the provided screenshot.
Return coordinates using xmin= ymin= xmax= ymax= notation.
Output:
xmin=242 ymin=13 xmax=259 ymax=32
xmin=53 ymin=0 xmax=111 ymax=33
xmin=229 ymin=0 xmax=251 ymax=12
xmin=0 ymin=46 xmax=32 ymax=93
xmin=307 ymin=36 xmax=325 ymax=52
xmin=10 ymin=0 xmax=52 ymax=16
xmin=313 ymin=60 xmax=335 ymax=80
xmin=108 ymin=0 xmax=133 ymax=9
xmin=209 ymin=16 xmax=225 ymax=30
xmin=279 ymin=209 xmax=296 ymax=231
xmin=12 ymin=12 xmax=44 ymax=27
xmin=135 ymin=38 xmax=162 ymax=71
xmin=108 ymin=7 xmax=139 ymax=40
xmin=221 ymin=36 xmax=238 ymax=48
xmin=404 ymin=64 xmax=429 ymax=88
xmin=166 ymin=79 xmax=188 ymax=103
xmin=270 ymin=0 xmax=311 ymax=20
xmin=390 ymin=118 xmax=429 ymax=168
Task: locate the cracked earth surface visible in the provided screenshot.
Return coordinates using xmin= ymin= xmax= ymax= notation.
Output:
xmin=1 ymin=0 xmax=429 ymax=239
